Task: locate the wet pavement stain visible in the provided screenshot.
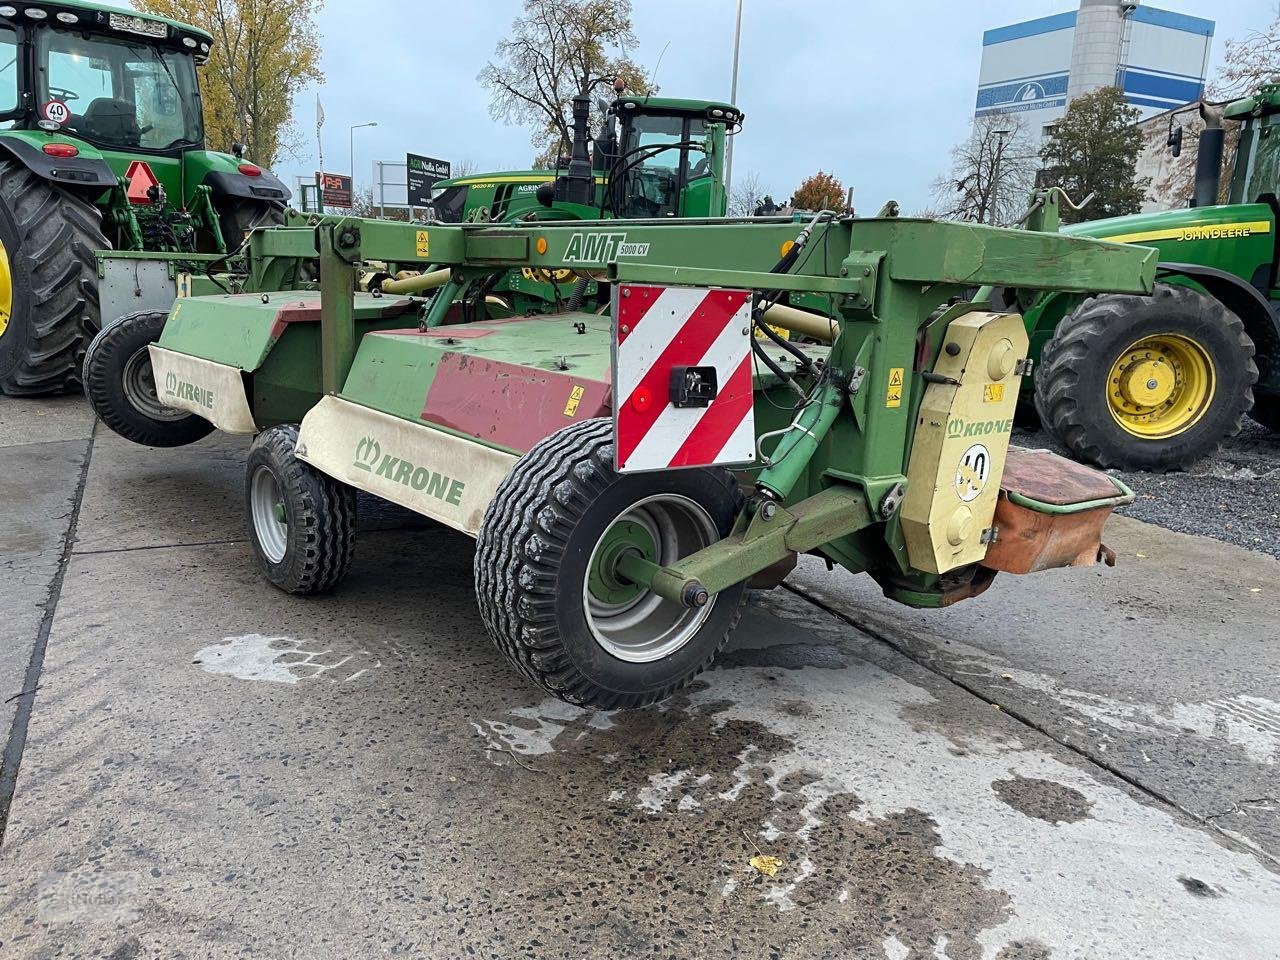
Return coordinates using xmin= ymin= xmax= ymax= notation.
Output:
xmin=991 ymin=776 xmax=1094 ymax=825
xmin=1178 ymin=875 xmax=1220 ymax=898
xmin=468 ymin=694 xmax=1013 ymax=960
xmin=994 ymin=939 xmax=1053 ymax=959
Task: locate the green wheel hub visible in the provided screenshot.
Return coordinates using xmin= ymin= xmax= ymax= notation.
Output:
xmin=588 ymin=519 xmax=658 ymax=606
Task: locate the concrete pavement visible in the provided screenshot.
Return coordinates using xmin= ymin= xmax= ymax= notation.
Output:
xmin=1 ymin=399 xmax=1278 ymax=959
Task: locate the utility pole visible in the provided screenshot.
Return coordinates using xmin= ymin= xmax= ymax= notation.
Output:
xmin=724 ymin=0 xmax=744 ymax=198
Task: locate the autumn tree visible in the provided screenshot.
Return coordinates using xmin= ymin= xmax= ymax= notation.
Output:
xmin=1040 ymin=87 xmax=1147 ymax=223
xmin=792 ymin=171 xmax=845 ymax=212
xmin=135 ymin=0 xmax=323 ymax=167
xmin=480 ymin=0 xmax=652 ymax=167
xmin=930 ymin=115 xmax=1038 ymax=225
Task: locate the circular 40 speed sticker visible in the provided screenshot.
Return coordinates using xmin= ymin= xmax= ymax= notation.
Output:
xmin=42 ymin=100 xmax=71 ymax=125
xmin=955 ymin=443 xmax=991 ymax=502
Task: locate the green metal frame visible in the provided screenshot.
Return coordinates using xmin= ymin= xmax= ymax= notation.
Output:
xmin=264 ymin=212 xmax=1156 ymax=606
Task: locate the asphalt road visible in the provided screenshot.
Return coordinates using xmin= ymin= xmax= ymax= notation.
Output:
xmin=1 ymin=397 xmax=1278 ymax=959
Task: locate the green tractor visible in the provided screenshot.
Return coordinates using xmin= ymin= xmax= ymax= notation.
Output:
xmin=0 ymin=0 xmax=290 ymax=395
xmin=421 ymin=93 xmax=742 ymax=317
xmin=1025 ymin=86 xmax=1280 ymax=471
xmin=429 ymin=93 xmax=741 ymax=225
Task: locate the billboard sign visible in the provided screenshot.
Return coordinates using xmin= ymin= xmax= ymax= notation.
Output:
xmin=316 ymin=172 xmax=353 ymax=208
xmin=407 ymin=154 xmax=451 ymax=206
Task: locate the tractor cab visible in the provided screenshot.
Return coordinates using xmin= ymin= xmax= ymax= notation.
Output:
xmin=594 ymin=96 xmax=742 ymax=219
xmin=425 ymin=95 xmax=742 ymax=224
xmin=1224 ymin=84 xmax=1280 ymax=208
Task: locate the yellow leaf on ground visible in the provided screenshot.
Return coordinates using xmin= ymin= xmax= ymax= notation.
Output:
xmin=749 ymin=855 xmax=783 ymax=877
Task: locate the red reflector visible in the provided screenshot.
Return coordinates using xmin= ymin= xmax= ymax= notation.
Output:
xmin=42 ymin=143 xmax=78 ymax=158
xmin=631 ymin=387 xmax=652 ymax=413
xmin=238 ymin=163 xmax=262 ymax=177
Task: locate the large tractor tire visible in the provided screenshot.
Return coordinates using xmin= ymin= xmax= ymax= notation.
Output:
xmin=474 ymin=418 xmax=746 ymax=709
xmin=1034 ymin=284 xmax=1256 ymax=471
xmin=218 ymin=198 xmax=286 ymax=256
xmin=1248 ymin=392 xmax=1280 ymax=433
xmin=82 ymin=310 xmax=214 ymax=448
xmin=0 ymin=159 xmax=108 ymax=395
xmin=245 ymin=424 xmax=356 ymax=595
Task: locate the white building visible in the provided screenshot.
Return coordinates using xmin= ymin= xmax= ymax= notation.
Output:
xmin=975 ymin=0 xmax=1214 ymax=144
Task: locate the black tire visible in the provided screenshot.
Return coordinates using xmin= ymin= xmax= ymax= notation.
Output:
xmin=82 ymin=310 xmax=215 ymax=447
xmin=474 ymin=418 xmax=746 ymax=709
xmin=245 ymin=424 xmax=356 ymax=595
xmin=1034 ymin=284 xmax=1257 ymax=471
xmin=0 ymin=159 xmax=108 ymax=395
xmin=1248 ymin=392 xmax=1280 ymax=433
xmin=218 ymin=198 xmax=285 ymax=256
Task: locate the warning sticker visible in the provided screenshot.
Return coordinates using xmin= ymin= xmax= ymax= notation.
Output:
xmin=415 ymin=230 xmax=430 ymax=259
xmin=955 ymin=443 xmax=991 ymax=503
xmin=983 ymin=383 xmax=1005 ymax=404
xmin=886 ymin=367 xmax=905 ymax=408
xmin=564 ymin=384 xmax=586 ymax=417
xmin=42 ymin=100 xmax=70 ymax=125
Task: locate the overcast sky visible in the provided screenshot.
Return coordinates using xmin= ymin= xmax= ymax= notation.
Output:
xmin=123 ymin=0 xmax=1280 ymax=211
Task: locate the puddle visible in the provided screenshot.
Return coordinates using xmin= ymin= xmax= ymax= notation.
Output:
xmin=193 ymin=633 xmax=380 ymax=685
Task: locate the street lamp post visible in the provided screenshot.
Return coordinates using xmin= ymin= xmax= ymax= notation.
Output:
xmin=350 ymin=121 xmax=378 ymax=194
xmin=725 ymin=0 xmax=744 ymax=198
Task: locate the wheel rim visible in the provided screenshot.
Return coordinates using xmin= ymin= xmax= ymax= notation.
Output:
xmin=1106 ymin=333 xmax=1216 ymax=439
xmin=122 ymin=345 xmax=189 ymax=422
xmin=583 ymin=494 xmax=719 ymax=664
xmin=250 ymin=465 xmax=289 ymax=564
xmin=0 ymin=236 xmax=12 ymax=340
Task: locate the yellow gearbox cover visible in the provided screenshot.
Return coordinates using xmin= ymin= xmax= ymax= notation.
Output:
xmin=901 ymin=310 xmax=1029 ymax=574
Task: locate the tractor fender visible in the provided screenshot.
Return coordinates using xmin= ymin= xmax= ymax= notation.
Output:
xmin=1157 ymin=261 xmax=1280 ymax=388
xmin=0 ymin=133 xmax=116 ymax=191
xmin=201 ymin=169 xmax=291 ymax=205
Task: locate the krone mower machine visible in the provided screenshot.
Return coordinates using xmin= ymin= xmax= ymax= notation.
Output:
xmin=90 ymin=206 xmax=1155 ymax=707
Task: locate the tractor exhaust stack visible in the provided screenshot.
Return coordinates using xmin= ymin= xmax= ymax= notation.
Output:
xmin=1193 ymin=101 xmax=1225 ymax=208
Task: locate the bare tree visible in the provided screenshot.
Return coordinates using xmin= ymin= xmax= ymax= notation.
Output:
xmin=728 ymin=170 xmax=769 ymax=217
xmin=479 ymin=0 xmax=652 ymax=167
xmin=453 ymin=158 xmax=481 ymax=178
xmin=930 ymin=116 xmax=1038 ymax=226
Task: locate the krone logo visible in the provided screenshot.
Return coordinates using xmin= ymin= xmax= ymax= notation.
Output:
xmin=354 ymin=436 xmax=381 ymax=471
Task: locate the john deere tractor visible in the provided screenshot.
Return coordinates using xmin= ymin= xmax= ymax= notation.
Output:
xmin=428 ymin=94 xmax=741 ymax=226
xmin=1026 ymin=86 xmax=1280 ymax=471
xmin=418 ymin=93 xmax=742 ymax=317
xmin=0 ymin=0 xmax=290 ymax=395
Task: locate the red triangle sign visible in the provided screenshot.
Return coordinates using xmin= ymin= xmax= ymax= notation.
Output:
xmin=125 ymin=161 xmax=160 ymax=204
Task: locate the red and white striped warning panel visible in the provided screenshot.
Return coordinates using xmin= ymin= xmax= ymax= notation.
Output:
xmin=611 ymin=283 xmax=755 ymax=473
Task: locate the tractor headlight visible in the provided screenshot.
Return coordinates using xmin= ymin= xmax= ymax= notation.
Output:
xmin=0 ymin=5 xmax=17 ymax=15
xmin=23 ymin=8 xmax=47 ymax=20
xmin=55 ymin=11 xmax=76 ymax=22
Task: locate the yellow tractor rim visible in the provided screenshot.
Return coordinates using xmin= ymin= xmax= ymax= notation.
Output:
xmin=1107 ymin=333 xmax=1215 ymax=439
xmin=0 ymin=236 xmax=12 ymax=339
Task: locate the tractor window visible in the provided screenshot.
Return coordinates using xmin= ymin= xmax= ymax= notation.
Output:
xmin=37 ymin=29 xmax=202 ymax=151
xmin=0 ymin=27 xmax=18 ymax=116
xmin=429 ymin=185 xmax=469 ymax=223
xmin=617 ymin=114 xmax=709 ymax=217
